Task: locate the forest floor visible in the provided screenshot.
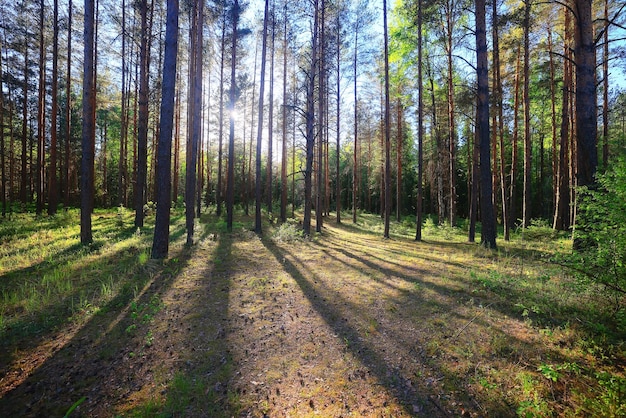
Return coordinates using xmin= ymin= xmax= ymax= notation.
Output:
xmin=0 ymin=210 xmax=625 ymax=417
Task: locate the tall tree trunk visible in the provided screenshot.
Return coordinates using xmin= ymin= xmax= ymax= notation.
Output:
xmin=268 ymin=3 xmax=275 ymax=215
xmin=383 ymin=0 xmax=391 ymax=238
xmin=227 ymin=0 xmax=240 ymax=231
xmin=20 ymin=39 xmax=28 ymax=206
xmin=48 ymin=0 xmax=59 ymax=215
xmin=118 ymin=0 xmax=128 ymax=207
xmin=81 ymin=0 xmax=96 ymax=244
xmin=445 ymin=0 xmax=457 ymax=227
xmin=573 ymin=0 xmax=597 ymax=188
xmin=248 ymin=38 xmax=259 ymax=217
xmin=255 ymin=0 xmax=270 ymax=234
xmin=217 ymin=11 xmax=226 ymax=217
xmin=553 ymin=6 xmax=572 ymax=231
xmin=186 ymin=0 xmax=203 ymax=245
xmin=548 ymin=26 xmax=557 ymax=227
xmin=36 ymin=0 xmax=45 ymax=215
xmin=396 ymin=100 xmax=403 ymax=222
xmin=173 ymin=70 xmax=180 ymax=205
xmin=352 ymin=17 xmax=359 ymax=224
xmin=476 ymin=0 xmax=496 ymax=248
xmin=510 ymin=50 xmax=521 ymax=229
xmin=493 ymin=0 xmax=508 ymax=240
xmin=335 ymin=8 xmax=341 ymax=224
xmin=64 ymin=0 xmax=72 ymax=208
xmin=415 ymin=0 xmax=424 ymax=241
xmin=0 ymin=34 xmax=5 ymax=217
xmin=135 ymin=0 xmax=150 ymax=227
xmin=303 ymin=0 xmax=319 ymax=236
xmin=522 ymin=0 xmax=532 ymax=228
xmin=316 ymin=0 xmax=325 ymax=233
xmin=280 ymin=2 xmax=288 ymax=223
xmin=152 ymin=0 xmax=179 ymax=259
xmin=468 ymin=120 xmax=479 ymax=242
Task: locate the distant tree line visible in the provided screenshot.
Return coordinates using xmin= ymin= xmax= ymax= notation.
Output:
xmin=0 ymin=0 xmax=624 ymax=254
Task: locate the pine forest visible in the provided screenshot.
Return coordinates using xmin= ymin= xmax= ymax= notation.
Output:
xmin=0 ymin=0 xmax=626 ymax=416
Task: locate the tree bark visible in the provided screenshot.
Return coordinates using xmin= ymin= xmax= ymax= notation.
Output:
xmin=36 ymin=0 xmax=45 ymax=216
xmin=217 ymin=11 xmax=226 ymax=217
xmin=415 ymin=0 xmax=424 ymax=242
xmin=316 ymin=0 xmax=325 ymax=233
xmin=280 ymin=2 xmax=288 ymax=223
xmin=186 ymin=0 xmax=203 ymax=245
xmin=151 ymin=0 xmax=179 ymax=259
xmin=268 ymin=3 xmax=276 ymax=215
xmin=476 ymin=0 xmax=496 ymax=248
xmin=64 ymin=0 xmax=72 ymax=208
xmin=227 ymin=0 xmax=240 ymax=231
xmin=522 ymin=0 xmax=532 ymax=228
xmin=383 ymin=0 xmax=391 ymax=239
xmin=303 ymin=0 xmax=319 ymax=236
xmin=135 ymin=0 xmax=150 ymax=228
xmin=255 ymin=0 xmax=270 ymax=234
xmin=81 ymin=0 xmax=96 ymax=244
xmin=48 ymin=0 xmax=59 ymax=215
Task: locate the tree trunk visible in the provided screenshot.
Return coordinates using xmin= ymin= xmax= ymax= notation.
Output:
xmin=268 ymin=4 xmax=276 ymax=215
xmin=396 ymin=100 xmax=403 ymax=222
xmin=255 ymin=0 xmax=270 ymax=234
xmin=227 ymin=0 xmax=240 ymax=231
xmin=573 ymin=0 xmax=597 ymax=188
xmin=152 ymin=0 xmax=179 ymax=259
xmin=509 ymin=50 xmax=521 ymax=229
xmin=316 ymin=0 xmax=325 ymax=233
xmin=118 ymin=0 xmax=128 ymax=207
xmin=335 ymin=9 xmax=341 ymax=224
xmin=352 ymin=18 xmax=358 ymax=224
xmin=303 ymin=0 xmax=319 ymax=236
xmin=217 ymin=11 xmax=226 ymax=217
xmin=135 ymin=0 xmax=150 ymax=228
xmin=280 ymin=2 xmax=288 ymax=223
xmin=81 ymin=0 xmax=96 ymax=244
xmin=415 ymin=0 xmax=424 ymax=241
xmin=173 ymin=70 xmax=181 ymax=205
xmin=445 ymin=0 xmax=457 ymax=227
xmin=185 ymin=0 xmax=203 ymax=245
xmin=553 ymin=6 xmax=572 ymax=231
xmin=493 ymin=0 xmax=508 ymax=240
xmin=522 ymin=0 xmax=532 ymax=228
xmin=20 ymin=40 xmax=28 ymax=206
xmin=64 ymin=0 xmax=72 ymax=208
xmin=0 ymin=33 xmax=5 ymax=217
xmin=36 ymin=0 xmax=45 ymax=216
xmin=476 ymin=0 xmax=496 ymax=248
xmin=48 ymin=0 xmax=59 ymax=215
xmin=383 ymin=0 xmax=391 ymax=239
xmin=468 ymin=121 xmax=479 ymax=242
xmin=602 ymin=0 xmax=609 ymax=169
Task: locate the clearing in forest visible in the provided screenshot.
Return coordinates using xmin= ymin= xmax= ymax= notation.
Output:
xmin=0 ymin=211 xmax=624 ymax=417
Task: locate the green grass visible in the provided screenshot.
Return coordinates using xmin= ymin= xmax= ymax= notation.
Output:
xmin=1 ymin=209 xmax=626 ymax=416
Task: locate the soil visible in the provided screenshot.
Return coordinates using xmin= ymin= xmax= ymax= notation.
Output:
xmin=0 ymin=219 xmax=544 ymax=417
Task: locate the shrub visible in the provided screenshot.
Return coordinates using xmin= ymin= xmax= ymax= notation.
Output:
xmin=569 ymin=157 xmax=626 ymax=313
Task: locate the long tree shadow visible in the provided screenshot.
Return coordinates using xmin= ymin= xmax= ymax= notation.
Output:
xmin=0 ymin=237 xmax=193 ymax=416
xmin=122 ymin=225 xmax=238 ymax=417
xmin=261 ymin=237 xmax=443 ymax=416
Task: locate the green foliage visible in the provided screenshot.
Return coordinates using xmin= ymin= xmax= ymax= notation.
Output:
xmin=587 ymin=371 xmax=626 ymax=416
xmin=272 ymin=219 xmax=305 ymax=242
xmin=570 ymin=157 xmax=626 ymax=314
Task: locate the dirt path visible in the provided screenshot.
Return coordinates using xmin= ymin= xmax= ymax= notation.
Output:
xmin=1 ymin=220 xmax=536 ymax=417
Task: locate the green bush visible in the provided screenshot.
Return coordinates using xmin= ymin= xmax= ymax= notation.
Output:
xmin=570 ymin=158 xmax=626 ymax=312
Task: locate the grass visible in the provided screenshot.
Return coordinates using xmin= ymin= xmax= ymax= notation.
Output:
xmin=0 ymin=209 xmax=625 ymax=416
